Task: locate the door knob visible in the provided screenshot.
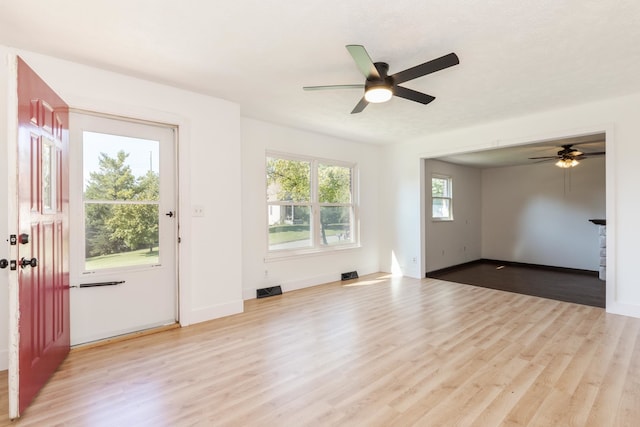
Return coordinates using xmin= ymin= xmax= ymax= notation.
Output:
xmin=0 ymin=259 xmax=8 ymax=269
xmin=20 ymin=257 xmax=37 ymax=268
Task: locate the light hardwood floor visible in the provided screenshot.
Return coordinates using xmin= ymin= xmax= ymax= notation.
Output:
xmin=1 ymin=273 xmax=639 ymax=426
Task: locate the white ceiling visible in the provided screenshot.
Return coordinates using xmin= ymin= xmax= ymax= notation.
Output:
xmin=1 ymin=1 xmax=639 ymax=146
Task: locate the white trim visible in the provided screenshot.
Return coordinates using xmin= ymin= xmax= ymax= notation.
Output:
xmin=264 ymin=243 xmax=362 ymax=262
xmin=6 ymin=51 xmax=19 ymax=420
xmin=604 ymin=125 xmax=618 ymax=316
xmin=606 ymin=301 xmax=640 ymax=319
xmin=189 ymin=300 xmax=244 ymax=324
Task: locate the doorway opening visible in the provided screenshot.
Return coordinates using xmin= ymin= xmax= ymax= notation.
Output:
xmin=423 ymin=133 xmax=607 ymax=306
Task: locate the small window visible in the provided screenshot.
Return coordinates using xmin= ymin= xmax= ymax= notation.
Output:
xmin=432 ymin=175 xmax=453 ymax=220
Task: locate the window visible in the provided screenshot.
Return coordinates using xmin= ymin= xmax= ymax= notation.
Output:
xmin=82 ymin=131 xmax=161 ymax=270
xmin=432 ymin=174 xmax=453 ymax=220
xmin=266 ymin=154 xmax=356 ymax=253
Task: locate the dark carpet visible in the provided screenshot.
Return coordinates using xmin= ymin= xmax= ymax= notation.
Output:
xmin=427 ymin=259 xmax=605 ymax=308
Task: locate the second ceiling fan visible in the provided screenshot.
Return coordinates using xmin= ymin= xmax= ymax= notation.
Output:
xmin=529 ymin=144 xmax=606 ymax=168
xmin=304 ymin=45 xmax=459 ymax=114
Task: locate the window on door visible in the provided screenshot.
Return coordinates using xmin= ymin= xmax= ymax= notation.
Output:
xmin=82 ymin=131 xmax=161 ymax=271
xmin=266 ymin=153 xmax=358 ymax=254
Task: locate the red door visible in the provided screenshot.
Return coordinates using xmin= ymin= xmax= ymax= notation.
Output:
xmin=10 ymin=57 xmax=70 ymax=418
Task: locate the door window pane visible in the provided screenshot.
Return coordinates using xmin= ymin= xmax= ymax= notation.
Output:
xmin=83 ymin=131 xmax=160 ymax=270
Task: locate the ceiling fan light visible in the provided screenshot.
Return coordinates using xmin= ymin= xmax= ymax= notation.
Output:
xmin=555 ymin=158 xmax=579 ymax=168
xmin=365 ymin=86 xmax=393 ymax=103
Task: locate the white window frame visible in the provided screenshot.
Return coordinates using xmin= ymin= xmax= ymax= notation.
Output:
xmin=266 ymin=151 xmax=359 ymax=258
xmin=432 ymin=174 xmax=453 ymax=221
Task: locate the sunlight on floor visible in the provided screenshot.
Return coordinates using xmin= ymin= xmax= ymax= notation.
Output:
xmin=342 ymin=273 xmax=394 ymax=287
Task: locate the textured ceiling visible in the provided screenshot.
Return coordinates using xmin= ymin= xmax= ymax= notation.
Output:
xmin=1 ymin=1 xmax=639 ymax=145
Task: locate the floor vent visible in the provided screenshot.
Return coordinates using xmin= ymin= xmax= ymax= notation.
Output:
xmin=257 ymin=286 xmax=283 ymax=299
xmin=341 ymin=271 xmax=359 ymax=281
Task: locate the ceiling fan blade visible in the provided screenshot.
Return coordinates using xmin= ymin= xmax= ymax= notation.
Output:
xmin=532 ymin=159 xmax=555 ymax=164
xmin=303 ymin=84 xmax=364 ymax=91
xmin=394 ymin=86 xmax=436 ymax=104
xmin=528 ymin=156 xmax=560 ymax=160
xmin=346 ymin=45 xmax=380 ymax=79
xmin=392 ymin=52 xmax=459 ymax=84
xmin=582 ymin=151 xmax=606 ymax=156
xmin=351 ymin=97 xmax=369 ymax=114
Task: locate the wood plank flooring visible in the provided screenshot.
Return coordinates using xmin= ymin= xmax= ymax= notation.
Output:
xmin=428 ymin=260 xmax=606 ymax=308
xmin=0 ymin=273 xmax=638 ymax=426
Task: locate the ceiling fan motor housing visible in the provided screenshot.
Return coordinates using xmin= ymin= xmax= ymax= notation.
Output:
xmin=365 ymin=63 xmax=393 ymax=89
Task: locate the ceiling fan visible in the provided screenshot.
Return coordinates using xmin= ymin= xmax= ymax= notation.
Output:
xmin=303 ymin=45 xmax=459 ymax=114
xmin=529 ymin=144 xmax=605 ymax=168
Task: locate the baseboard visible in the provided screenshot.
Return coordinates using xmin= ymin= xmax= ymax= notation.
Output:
xmin=606 ymin=301 xmax=640 ymax=319
xmin=243 ymin=265 xmax=379 ymax=300
xmin=189 ymin=299 xmax=244 ymax=324
xmin=426 ymin=260 xmax=483 ymax=277
xmin=427 ymin=258 xmax=598 ymax=278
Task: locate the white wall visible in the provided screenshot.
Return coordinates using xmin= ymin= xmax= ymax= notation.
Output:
xmin=424 ymin=159 xmax=482 ymax=272
xmin=481 ymin=158 xmax=605 ymax=270
xmin=241 ymin=118 xmax=380 ymax=298
xmin=1 ymin=46 xmax=244 ymax=368
xmin=381 ymin=92 xmax=640 ymax=318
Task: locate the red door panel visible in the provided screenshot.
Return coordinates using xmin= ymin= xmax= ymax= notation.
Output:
xmin=14 ymin=57 xmax=70 ymax=417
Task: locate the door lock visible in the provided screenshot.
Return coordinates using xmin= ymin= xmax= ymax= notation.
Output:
xmin=9 ymin=234 xmax=29 ymax=245
xmin=2 ymin=259 xmax=18 ymax=270
xmin=1 ymin=259 xmax=20 ymax=270
xmin=20 ymin=257 xmax=38 ymax=268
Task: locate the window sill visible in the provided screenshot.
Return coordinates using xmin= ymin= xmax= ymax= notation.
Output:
xmin=265 ymin=243 xmax=361 ymax=262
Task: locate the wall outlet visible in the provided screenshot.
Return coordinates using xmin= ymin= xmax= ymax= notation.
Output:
xmin=412 ymin=257 xmax=417 ymax=264
xmin=192 ymin=205 xmax=205 ymax=217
